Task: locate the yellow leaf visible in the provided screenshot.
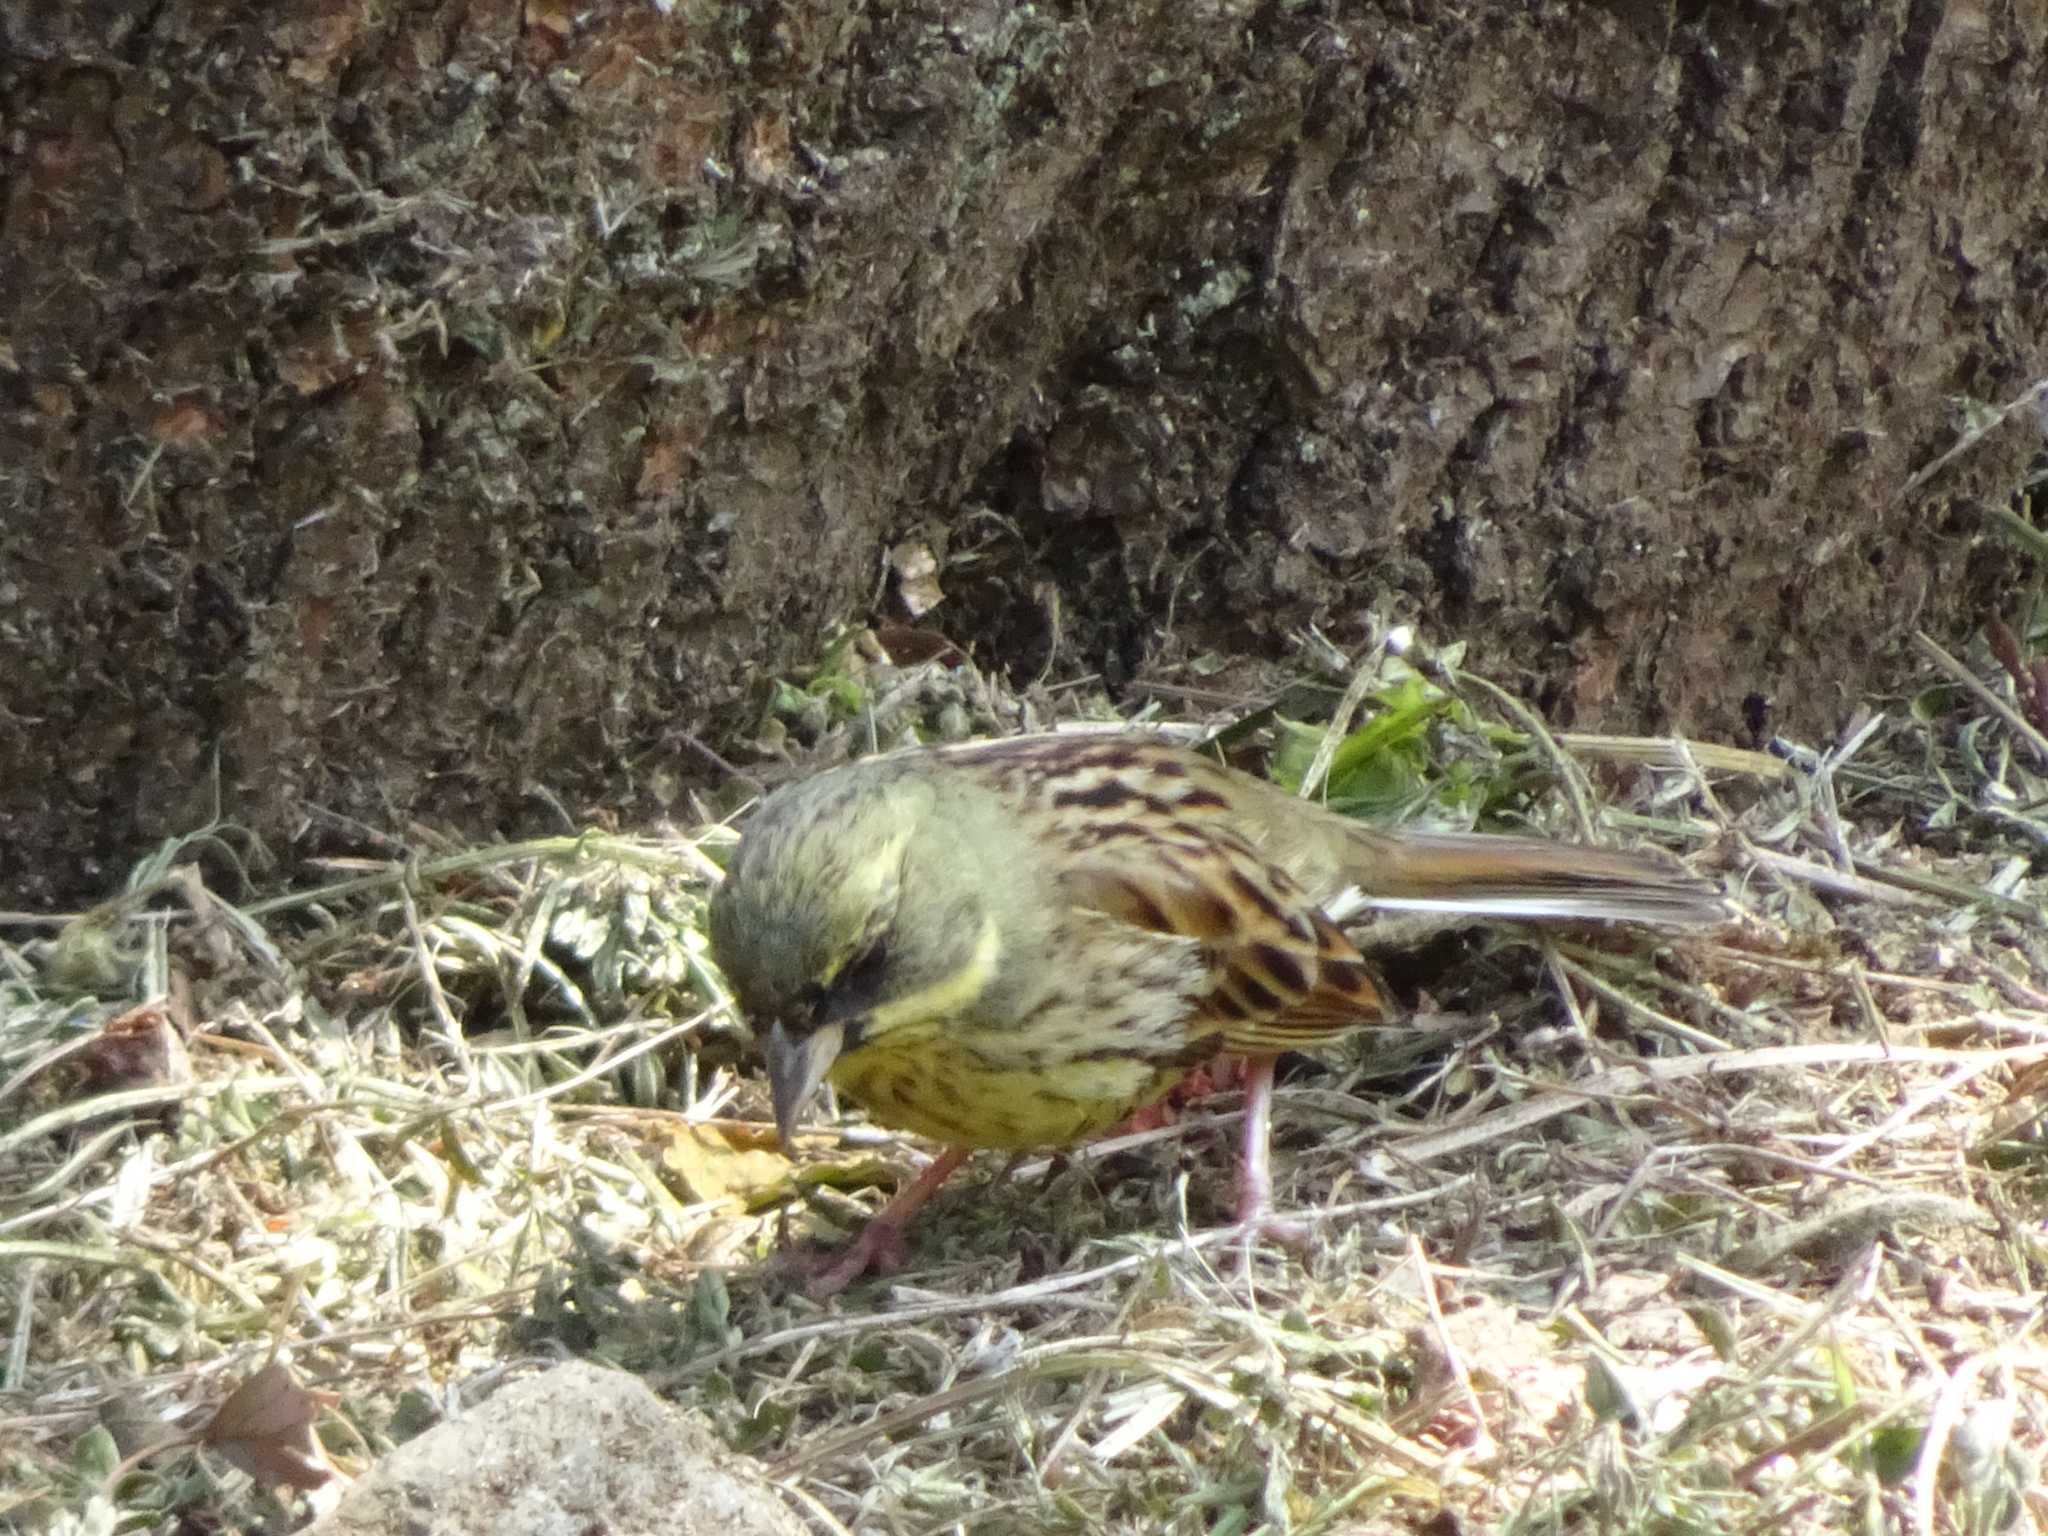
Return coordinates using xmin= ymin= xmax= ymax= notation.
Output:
xmin=661 ymin=1124 xmax=793 ymax=1211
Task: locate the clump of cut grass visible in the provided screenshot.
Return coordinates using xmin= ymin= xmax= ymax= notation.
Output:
xmin=4 ymin=622 xmax=2046 ymax=1536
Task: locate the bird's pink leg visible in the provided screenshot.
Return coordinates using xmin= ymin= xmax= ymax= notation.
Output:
xmin=1236 ymin=1055 xmax=1310 ymax=1248
xmin=796 ymin=1144 xmax=974 ymax=1298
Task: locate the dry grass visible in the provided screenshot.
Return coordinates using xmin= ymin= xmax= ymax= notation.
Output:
xmin=4 ymin=629 xmax=2048 ymax=1536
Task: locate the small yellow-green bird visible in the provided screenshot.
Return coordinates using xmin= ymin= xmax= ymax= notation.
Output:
xmin=709 ymin=732 xmax=1722 ymax=1292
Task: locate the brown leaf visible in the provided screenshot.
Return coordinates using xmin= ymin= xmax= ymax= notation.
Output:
xmin=276 ymin=320 xmax=377 ymax=396
xmin=888 ymin=541 xmax=946 ymax=618
xmin=524 ymin=0 xmax=577 ymax=40
xmin=1985 ymin=616 xmax=2024 ymax=682
xmin=635 ymin=432 xmax=692 ymax=503
xmin=870 ymin=623 xmax=966 ymax=667
xmin=202 ymin=1362 xmax=345 ymax=1494
xmin=76 ymin=1002 xmax=191 ymax=1097
xmin=148 ymin=399 xmax=222 ymax=449
xmin=741 ymin=112 xmax=793 ymax=184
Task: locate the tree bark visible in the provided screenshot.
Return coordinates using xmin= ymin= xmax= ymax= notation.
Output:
xmin=3 ymin=0 xmax=2043 ymax=905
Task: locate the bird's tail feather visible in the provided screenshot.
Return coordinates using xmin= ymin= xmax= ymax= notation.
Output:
xmin=1337 ymin=827 xmax=1726 ymax=926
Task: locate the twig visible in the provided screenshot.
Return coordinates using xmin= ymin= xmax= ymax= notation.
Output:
xmin=1298 ymin=627 xmax=1393 ymax=802
xmin=1447 ymin=666 xmax=1599 ymax=843
xmin=1913 ymin=630 xmax=2048 ymax=768
xmin=1557 ymin=732 xmax=1794 ymax=781
xmin=1373 ymin=1039 xmax=2048 ymax=1167
xmin=1407 ymin=1232 xmax=1495 ymax=1461
xmin=1743 ymin=844 xmax=1938 ymax=907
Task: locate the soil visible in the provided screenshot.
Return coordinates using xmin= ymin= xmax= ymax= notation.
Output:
xmin=2 ymin=0 xmax=2044 ymax=907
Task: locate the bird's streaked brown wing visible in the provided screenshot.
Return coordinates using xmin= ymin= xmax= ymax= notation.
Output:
xmin=939 ymin=731 xmax=1396 ymax=1049
xmin=1055 ymin=814 xmax=1396 ymax=1055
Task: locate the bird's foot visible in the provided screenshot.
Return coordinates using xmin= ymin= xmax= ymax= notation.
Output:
xmin=1227 ymin=1054 xmax=1311 ymax=1263
xmin=1229 ymin=1203 xmax=1314 ymax=1255
xmin=1228 ymin=1171 xmax=1313 ymax=1263
xmin=783 ymin=1215 xmax=913 ymax=1299
xmin=779 ymin=1143 xmax=974 ymax=1299
xmin=1220 ymin=1212 xmax=1312 ymax=1283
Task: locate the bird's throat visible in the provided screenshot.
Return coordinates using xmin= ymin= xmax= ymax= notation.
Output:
xmin=861 ymin=910 xmax=1003 ymax=1036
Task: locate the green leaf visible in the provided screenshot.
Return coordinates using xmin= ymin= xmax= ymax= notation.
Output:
xmin=1866 ymin=1422 xmax=1922 ymax=1487
xmin=71 ymin=1424 xmax=120 ymax=1483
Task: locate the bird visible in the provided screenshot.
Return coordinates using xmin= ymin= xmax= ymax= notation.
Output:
xmin=708 ymin=731 xmax=1724 ymax=1293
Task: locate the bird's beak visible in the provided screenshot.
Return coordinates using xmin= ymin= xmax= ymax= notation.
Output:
xmin=763 ymin=1018 xmax=844 ymax=1152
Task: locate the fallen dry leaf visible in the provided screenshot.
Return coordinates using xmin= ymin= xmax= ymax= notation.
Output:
xmin=662 ymin=1123 xmax=794 ymax=1211
xmin=889 ymin=540 xmax=945 ymax=617
xmin=202 ymin=1361 xmax=345 ymax=1494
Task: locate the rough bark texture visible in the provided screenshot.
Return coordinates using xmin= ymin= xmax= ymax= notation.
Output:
xmin=2 ymin=0 xmax=2043 ymax=906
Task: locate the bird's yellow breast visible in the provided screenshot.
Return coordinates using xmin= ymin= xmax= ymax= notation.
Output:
xmin=827 ymin=906 xmax=1216 ymax=1148
xmin=829 ymin=1029 xmax=1188 ymax=1148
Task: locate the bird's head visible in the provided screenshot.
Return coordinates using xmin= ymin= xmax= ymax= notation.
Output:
xmin=708 ymin=763 xmax=1003 ymax=1147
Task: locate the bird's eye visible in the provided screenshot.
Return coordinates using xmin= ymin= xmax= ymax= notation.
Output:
xmin=794 ymin=981 xmax=830 ymax=1023
xmin=810 ymin=935 xmax=890 ymax=1027
xmin=840 ymin=936 xmax=889 ymax=993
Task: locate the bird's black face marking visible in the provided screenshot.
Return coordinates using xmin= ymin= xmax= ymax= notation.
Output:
xmin=791 ymin=932 xmax=892 ymax=1051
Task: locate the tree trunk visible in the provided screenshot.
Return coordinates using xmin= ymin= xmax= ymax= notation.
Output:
xmin=3 ymin=0 xmax=2042 ymax=906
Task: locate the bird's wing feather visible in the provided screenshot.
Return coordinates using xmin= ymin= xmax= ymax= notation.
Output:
xmin=938 ymin=732 xmax=1396 ymax=1052
xmin=942 ymin=732 xmax=1722 ymax=926
xmin=1057 ymin=816 xmax=1395 ymax=1054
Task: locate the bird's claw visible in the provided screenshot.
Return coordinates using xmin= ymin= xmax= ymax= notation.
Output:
xmin=782 ymin=1217 xmax=912 ymax=1298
